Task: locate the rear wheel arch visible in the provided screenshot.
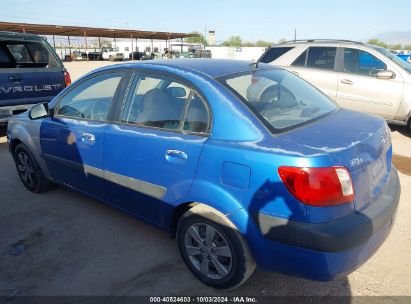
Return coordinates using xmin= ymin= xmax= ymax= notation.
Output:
xmin=169 ymin=201 xmax=241 ymax=238
xmin=180 ymin=180 xmax=245 ymax=214
xmin=169 ymin=202 xmax=199 ymax=238
xmin=168 ymin=185 xmax=245 ymax=238
xmin=178 ymin=203 xmax=239 ymax=228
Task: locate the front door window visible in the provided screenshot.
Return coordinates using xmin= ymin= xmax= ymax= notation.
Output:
xmin=56 ymin=73 xmax=122 ymax=121
xmin=343 ymin=48 xmax=387 ymax=76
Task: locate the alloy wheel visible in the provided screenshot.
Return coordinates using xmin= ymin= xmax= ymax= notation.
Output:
xmin=184 ymin=223 xmax=233 ymax=280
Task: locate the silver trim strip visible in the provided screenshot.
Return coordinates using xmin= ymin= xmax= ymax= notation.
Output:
xmin=84 ymin=165 xmax=104 ymax=178
xmin=104 ymin=170 xmax=166 ymax=199
xmin=43 ymin=153 xmax=166 ymax=199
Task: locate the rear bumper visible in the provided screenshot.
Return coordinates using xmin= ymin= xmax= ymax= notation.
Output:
xmin=253 ymin=168 xmax=400 ymax=253
xmin=249 ymin=168 xmax=400 ymax=280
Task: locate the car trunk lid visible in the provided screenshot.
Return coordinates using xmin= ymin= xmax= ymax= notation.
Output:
xmin=279 ymin=109 xmax=392 ymax=212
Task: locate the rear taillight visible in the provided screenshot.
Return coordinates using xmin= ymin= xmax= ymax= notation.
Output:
xmin=278 ymin=166 xmax=355 ymax=207
xmin=64 ymin=69 xmax=71 ymax=87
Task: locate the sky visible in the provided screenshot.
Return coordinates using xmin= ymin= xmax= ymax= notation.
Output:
xmin=1 ymin=0 xmax=410 ymax=43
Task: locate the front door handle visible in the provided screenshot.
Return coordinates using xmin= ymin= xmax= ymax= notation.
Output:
xmin=165 ymin=149 xmax=188 ymax=161
xmin=81 ymin=132 xmax=95 ymax=143
xmin=290 ymin=70 xmax=299 ymax=76
xmin=341 ymin=79 xmax=353 ymax=85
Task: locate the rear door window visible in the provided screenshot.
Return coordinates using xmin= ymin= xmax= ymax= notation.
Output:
xmin=135 ymin=77 xmax=162 ymax=95
xmin=259 ymin=47 xmax=294 ymax=63
xmin=119 ymin=73 xmax=210 ymax=133
xmin=120 ymin=74 xmax=190 ymax=130
xmin=183 ymin=93 xmax=209 ymax=133
xmin=306 ymin=47 xmax=337 ymax=70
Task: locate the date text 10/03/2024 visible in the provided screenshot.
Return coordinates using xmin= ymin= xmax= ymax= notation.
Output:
xmin=149 ymin=297 xmax=257 ymax=303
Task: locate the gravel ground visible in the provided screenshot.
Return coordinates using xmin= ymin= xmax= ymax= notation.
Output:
xmin=0 ymin=62 xmax=410 ymax=299
xmin=64 ymin=61 xmax=121 ymax=81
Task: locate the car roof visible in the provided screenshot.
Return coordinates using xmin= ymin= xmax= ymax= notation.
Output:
xmin=109 ymin=59 xmax=271 ymax=78
xmin=272 ymin=39 xmax=378 ymax=49
xmin=0 ymin=31 xmax=45 ymax=40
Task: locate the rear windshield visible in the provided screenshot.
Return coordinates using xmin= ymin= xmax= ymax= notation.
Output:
xmin=259 ymin=47 xmax=293 ymax=63
xmin=219 ymin=69 xmax=337 ymax=132
xmin=0 ymin=40 xmax=59 ymax=68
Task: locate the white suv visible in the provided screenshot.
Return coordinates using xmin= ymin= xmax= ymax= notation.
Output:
xmin=258 ymin=39 xmax=411 ymax=129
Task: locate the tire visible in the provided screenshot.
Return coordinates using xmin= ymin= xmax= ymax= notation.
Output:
xmin=13 ymin=143 xmax=53 ymax=193
xmin=109 ymin=55 xmax=113 ymax=62
xmin=177 ymin=204 xmax=256 ymax=289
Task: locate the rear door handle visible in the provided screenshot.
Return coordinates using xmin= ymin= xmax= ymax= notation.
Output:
xmin=9 ymin=75 xmax=22 ymax=83
xmin=81 ymin=132 xmax=95 ymax=143
xmin=165 ymin=149 xmax=188 ymax=161
xmin=341 ymin=79 xmax=353 ymax=85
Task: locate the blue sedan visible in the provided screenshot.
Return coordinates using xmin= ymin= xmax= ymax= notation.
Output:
xmin=7 ymin=59 xmax=400 ymax=289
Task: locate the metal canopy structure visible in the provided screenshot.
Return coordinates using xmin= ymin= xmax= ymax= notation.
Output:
xmin=0 ymin=21 xmax=195 ymax=60
xmin=0 ymin=21 xmax=192 ymax=40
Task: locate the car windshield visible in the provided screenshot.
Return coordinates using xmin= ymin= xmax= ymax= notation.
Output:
xmin=375 ymin=47 xmax=411 ymax=73
xmin=219 ymin=69 xmax=337 ymax=131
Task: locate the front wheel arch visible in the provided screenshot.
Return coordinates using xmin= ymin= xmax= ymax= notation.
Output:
xmin=13 ymin=143 xmax=53 ymax=192
xmin=10 ymin=138 xmax=23 ymax=154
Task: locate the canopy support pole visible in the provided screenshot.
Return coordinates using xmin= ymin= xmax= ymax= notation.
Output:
xmin=83 ymin=31 xmax=88 ymax=61
xmin=131 ymin=34 xmax=134 ymax=60
xmin=67 ymin=35 xmax=71 ymax=57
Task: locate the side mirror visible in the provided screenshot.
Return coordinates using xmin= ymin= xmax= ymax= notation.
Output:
xmin=376 ymin=70 xmax=395 ymax=79
xmin=29 ymin=103 xmax=51 ymax=120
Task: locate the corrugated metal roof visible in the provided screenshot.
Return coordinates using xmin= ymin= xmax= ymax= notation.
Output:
xmin=0 ymin=21 xmax=191 ymax=40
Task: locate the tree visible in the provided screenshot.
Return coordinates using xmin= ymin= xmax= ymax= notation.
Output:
xmin=367 ymin=39 xmax=388 ymax=48
xmin=278 ymin=38 xmax=287 ymax=43
xmin=404 ymin=45 xmax=411 ymax=51
xmin=185 ymin=32 xmax=207 ymax=46
xmin=389 ymin=44 xmax=402 ymax=50
xmin=242 ymin=42 xmax=256 ymax=47
xmin=99 ymin=38 xmax=112 ymax=48
xmin=255 ymin=40 xmax=271 ymax=47
xmin=221 ymin=36 xmax=242 ymax=47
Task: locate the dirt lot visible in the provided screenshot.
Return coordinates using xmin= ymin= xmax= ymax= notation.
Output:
xmin=0 ymin=62 xmax=410 ymax=299
xmin=64 ymin=61 xmax=121 ymax=81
